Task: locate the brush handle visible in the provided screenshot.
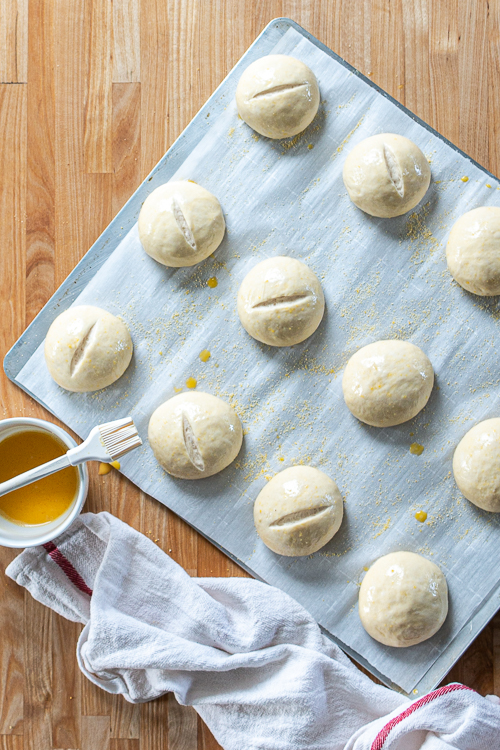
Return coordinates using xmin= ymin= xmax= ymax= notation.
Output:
xmin=0 ymin=417 xmax=141 ymax=500
xmin=0 ymin=454 xmax=72 ymax=499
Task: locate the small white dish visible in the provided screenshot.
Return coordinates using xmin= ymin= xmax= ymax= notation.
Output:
xmin=0 ymin=417 xmax=89 ymax=548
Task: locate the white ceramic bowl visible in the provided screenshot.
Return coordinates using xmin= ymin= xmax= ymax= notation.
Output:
xmin=0 ymin=418 xmax=89 ymax=548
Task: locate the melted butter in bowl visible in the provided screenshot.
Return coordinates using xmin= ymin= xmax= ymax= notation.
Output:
xmin=0 ymin=417 xmax=88 ymax=548
xmin=0 ymin=430 xmax=79 ymax=526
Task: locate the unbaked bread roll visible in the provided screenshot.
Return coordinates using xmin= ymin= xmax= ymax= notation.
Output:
xmin=148 ymin=392 xmax=242 ymax=480
xmin=138 ymin=181 xmax=225 ymax=267
xmin=446 ymin=207 xmax=500 ymax=296
xmin=359 ymin=551 xmax=448 ymax=647
xmin=237 ymin=256 xmax=325 ymax=347
xmin=235 ymin=55 xmax=320 ymax=139
xmin=342 ymin=340 xmax=434 ymax=427
xmin=453 ymin=418 xmax=500 ymax=512
xmin=44 ymin=305 xmax=133 ymax=392
xmin=254 ymin=466 xmax=343 ymax=556
xmin=343 ymin=134 xmax=431 ymax=218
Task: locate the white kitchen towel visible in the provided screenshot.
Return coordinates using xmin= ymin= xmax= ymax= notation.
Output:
xmin=6 ymin=512 xmax=500 ymax=750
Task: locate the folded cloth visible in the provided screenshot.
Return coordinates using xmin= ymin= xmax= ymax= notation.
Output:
xmin=6 ymin=512 xmax=499 ymax=750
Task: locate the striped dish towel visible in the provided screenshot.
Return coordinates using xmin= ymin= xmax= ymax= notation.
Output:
xmin=6 ymin=511 xmax=500 ymax=750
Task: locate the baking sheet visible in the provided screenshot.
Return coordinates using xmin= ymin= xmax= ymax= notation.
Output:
xmin=9 ymin=24 xmax=500 ymax=693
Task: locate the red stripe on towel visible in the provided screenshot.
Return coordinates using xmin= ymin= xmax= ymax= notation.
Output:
xmin=43 ymin=541 xmax=93 ymax=597
xmin=371 ymin=683 xmax=473 ymax=750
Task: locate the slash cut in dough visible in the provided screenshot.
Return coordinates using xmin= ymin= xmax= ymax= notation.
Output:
xmin=138 ymin=181 xmax=225 ymax=267
xmin=342 ymin=340 xmax=434 ymax=427
xmin=446 ymin=207 xmax=500 ymax=296
xmin=235 ymin=55 xmax=320 ymax=139
xmin=453 ymin=418 xmax=500 ymax=512
xmin=342 ymin=133 xmax=431 ymax=218
xmin=237 ymin=256 xmax=325 ymax=347
xmin=254 ymin=466 xmax=343 ymax=556
xmin=359 ymin=551 xmax=448 ymax=647
xmin=148 ymin=392 xmax=243 ymax=480
xmin=44 ymin=305 xmax=133 ymax=392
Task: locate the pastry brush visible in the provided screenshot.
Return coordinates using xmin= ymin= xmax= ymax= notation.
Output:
xmin=0 ymin=417 xmax=142 ymax=498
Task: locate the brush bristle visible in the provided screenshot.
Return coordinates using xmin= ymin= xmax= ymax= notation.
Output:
xmin=99 ymin=418 xmax=142 ymax=460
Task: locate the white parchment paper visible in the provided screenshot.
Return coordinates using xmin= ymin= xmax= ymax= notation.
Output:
xmin=16 ymin=28 xmax=500 ymax=692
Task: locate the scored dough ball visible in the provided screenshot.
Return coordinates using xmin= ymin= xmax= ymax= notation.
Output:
xmin=453 ymin=418 xmax=500 ymax=512
xmin=342 ymin=340 xmax=434 ymax=427
xmin=235 ymin=55 xmax=320 ymax=139
xmin=254 ymin=466 xmax=343 ymax=556
xmin=237 ymin=256 xmax=325 ymax=347
xmin=138 ymin=181 xmax=225 ymax=267
xmin=44 ymin=305 xmax=133 ymax=392
xmin=359 ymin=552 xmax=448 ymax=647
xmin=343 ymin=133 xmax=431 ymax=218
xmin=148 ymin=392 xmax=242 ymax=480
xmin=446 ymin=207 xmax=500 ymax=296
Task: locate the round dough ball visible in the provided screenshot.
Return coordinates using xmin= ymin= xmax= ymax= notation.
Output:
xmin=237 ymin=256 xmax=325 ymax=347
xmin=342 ymin=340 xmax=434 ymax=428
xmin=138 ymin=181 xmax=225 ymax=267
xmin=148 ymin=392 xmax=242 ymax=480
xmin=359 ymin=551 xmax=448 ymax=647
xmin=235 ymin=55 xmax=320 ymax=139
xmin=453 ymin=418 xmax=500 ymax=512
xmin=446 ymin=207 xmax=500 ymax=296
xmin=254 ymin=466 xmax=343 ymax=556
xmin=44 ymin=305 xmax=133 ymax=392
xmin=343 ymin=133 xmax=431 ymax=218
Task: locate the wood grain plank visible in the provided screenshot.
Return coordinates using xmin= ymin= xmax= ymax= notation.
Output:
xmin=0 ymin=83 xmax=25 ymax=734
xmin=429 ymin=0 xmax=459 ymax=144
xmin=487 ymin=0 xmax=500 ymax=177
xmin=140 ymin=494 xmax=170 ymax=557
xmin=402 ymin=0 xmax=431 ymax=122
xmin=197 ymin=533 xmax=248 ymax=578
xmin=167 ymin=513 xmax=197 ymax=573
xmin=26 ymin=0 xmax=55 ymax=325
xmin=0 ymin=736 xmax=23 ymax=750
xmin=333 ymin=0 xmax=370 ymax=74
xmin=85 ymin=468 xmax=142 ymax=526
xmin=195 ymin=0 xmax=252 ymax=103
xmin=198 ymin=716 xmax=222 ymax=750
xmin=287 ymin=1 xmax=327 ymax=46
xmin=0 ymin=84 xmax=26 ymax=420
xmin=82 ymin=172 xmax=114 ymax=253
xmin=167 ymin=694 xmax=197 ymax=750
xmin=112 ymin=82 xmax=142 ymax=215
xmin=111 ymin=697 xmax=140 ymax=741
xmin=81 ymin=715 xmax=110 ymax=750
xmin=140 ymin=0 xmax=170 ymax=176
xmin=171 ymin=0 xmax=202 ymax=141
xmin=84 ymin=0 xmax=113 ymax=173
xmin=0 ymin=0 xmax=28 ymax=83
xmin=113 ymin=0 xmax=141 ymax=83
xmin=458 ymin=0 xmax=488 ymax=165
xmin=140 ymin=695 xmax=168 ymax=750
xmin=53 ymin=0 xmax=88 ymax=283
xmin=243 ymin=0 xmax=281 ymax=42
xmin=0 ymin=549 xmax=23 ymax=734
xmin=110 ymin=740 xmax=140 ymax=750
xmin=52 ymin=618 xmax=81 ymax=749
xmin=81 ymin=677 xmax=114 ymax=718
xmin=24 ymin=597 xmax=52 ymax=750
xmin=370 ymin=0 xmax=406 ymax=102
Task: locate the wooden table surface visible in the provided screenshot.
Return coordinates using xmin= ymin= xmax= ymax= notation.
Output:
xmin=1 ymin=1 xmax=499 ymax=748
